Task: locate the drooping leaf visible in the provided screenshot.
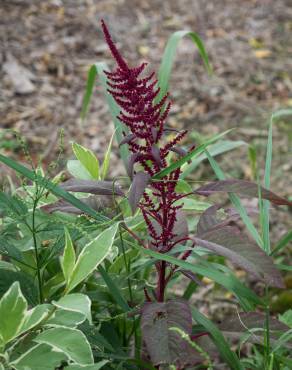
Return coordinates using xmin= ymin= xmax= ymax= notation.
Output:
xmin=11 ymin=343 xmax=67 ymax=370
xmin=0 ymin=153 xmax=109 ymax=222
xmin=53 ymin=294 xmax=92 ymax=325
xmin=195 ymin=179 xmax=292 ymax=206
xmin=197 ymin=204 xmax=258 ymax=235
xmin=0 ymin=282 xmax=27 ymax=344
xmin=35 ymin=327 xmax=94 ymax=365
xmin=205 ymin=151 xmax=264 ymax=248
xmin=128 ymin=172 xmax=151 ymax=214
xmin=72 ymin=142 xmax=99 ymax=179
xmin=67 ymin=223 xmax=119 ymax=292
xmin=126 ymin=153 xmax=139 ymax=179
xmin=62 ymin=228 xmax=76 ymax=284
xmin=151 ymin=145 xmax=163 ymax=167
xmin=218 ymin=312 xmax=291 ymax=348
xmin=141 ymin=300 xmax=202 ymax=367
xmin=131 ymin=241 xmax=261 ymax=306
xmin=194 ymin=226 xmax=284 ymax=288
xmin=42 ymin=196 xmax=110 ymax=214
xmin=60 ymin=178 xmax=124 ymax=196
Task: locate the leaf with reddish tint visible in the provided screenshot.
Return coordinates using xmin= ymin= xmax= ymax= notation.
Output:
xmin=60 ymin=179 xmax=124 ymax=196
xmin=151 ymin=145 xmax=163 ymax=167
xmin=42 ymin=196 xmax=113 ymax=214
xmin=128 ymin=172 xmax=151 ymax=214
xmin=119 ymin=133 xmax=136 ymax=147
xmin=193 ymin=226 xmax=284 ymax=288
xmin=141 ymin=300 xmax=202 ymax=367
xmin=195 ymin=179 xmax=292 ymax=206
xmin=197 ymin=204 xmax=258 ymax=235
xmin=126 ymin=153 xmax=139 ymax=179
xmin=218 ymin=312 xmax=291 ymax=347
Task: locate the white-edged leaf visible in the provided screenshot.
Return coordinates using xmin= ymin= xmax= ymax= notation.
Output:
xmin=67 ymin=223 xmax=119 ymax=292
xmin=67 ymin=160 xmax=93 ymax=180
xmin=19 ymin=304 xmax=52 ymax=335
xmin=62 ymin=228 xmax=76 ymax=284
xmin=11 ymin=343 xmax=67 ymax=370
xmin=72 ymin=142 xmax=99 ymax=179
xmin=65 ymin=361 xmax=109 ymax=370
xmin=45 ymin=309 xmax=86 ymax=328
xmin=0 ymin=282 xmax=27 ymax=344
xmin=53 ymin=294 xmax=92 ymax=325
xmin=35 ymin=327 xmax=93 ymax=365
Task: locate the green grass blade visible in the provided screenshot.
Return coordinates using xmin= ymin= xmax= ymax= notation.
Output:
xmin=0 ymin=153 xmax=109 ymax=223
xmin=98 ymin=265 xmax=131 ymax=312
xmin=271 ymin=230 xmax=292 ymax=256
xmin=262 ymin=119 xmax=273 ymax=254
xmin=205 ymin=150 xmax=264 ymax=248
xmin=181 ymin=140 xmax=246 ymax=179
xmin=152 ymin=130 xmax=232 ymax=180
xmin=191 ymin=307 xmax=244 ymax=370
xmin=156 ymin=30 xmax=212 ymax=103
xmin=81 ymin=63 xmax=130 ymax=169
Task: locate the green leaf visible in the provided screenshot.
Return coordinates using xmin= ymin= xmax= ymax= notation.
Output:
xmin=46 ymin=309 xmax=86 ymax=328
xmin=152 ymin=130 xmax=232 ymax=180
xmin=262 ymin=118 xmax=273 ymax=254
xmin=191 ymin=307 xmax=243 ymax=370
xmin=11 ymin=343 xmax=66 ymax=370
xmin=81 ymin=63 xmax=129 ymax=168
xmin=181 ymin=140 xmax=246 ymax=179
xmin=65 ymin=360 xmax=109 ymax=370
xmin=271 ymin=230 xmax=292 ymax=256
xmin=101 ymin=131 xmax=115 ymax=180
xmin=67 ymin=223 xmax=119 ymax=292
xmin=0 ymin=153 xmax=109 ymax=223
xmin=72 ymin=142 xmax=99 ymax=179
xmin=35 ymin=327 xmax=93 ymax=365
xmin=62 ymin=228 xmax=76 ymax=284
xmin=98 ymin=265 xmax=130 ymax=312
xmin=53 ymin=294 xmax=92 ymax=325
xmin=67 ymin=160 xmax=93 ymax=180
xmin=156 ymin=30 xmax=211 ymax=103
xmin=0 ymin=269 xmax=38 ymax=305
xmin=19 ymin=304 xmax=52 ymax=334
xmin=0 ymin=282 xmax=27 ymax=344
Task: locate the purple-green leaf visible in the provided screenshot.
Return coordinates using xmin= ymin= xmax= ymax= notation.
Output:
xmin=141 ymin=300 xmax=202 ymax=367
xmin=128 ymin=172 xmax=151 ymax=214
xmin=193 ymin=226 xmax=284 ymax=288
xmin=60 ymin=179 xmax=124 ymax=196
xmin=195 ymin=179 xmax=292 ymax=206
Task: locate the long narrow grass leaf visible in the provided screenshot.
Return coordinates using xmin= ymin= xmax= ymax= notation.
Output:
xmin=156 ymin=30 xmax=212 ymax=103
